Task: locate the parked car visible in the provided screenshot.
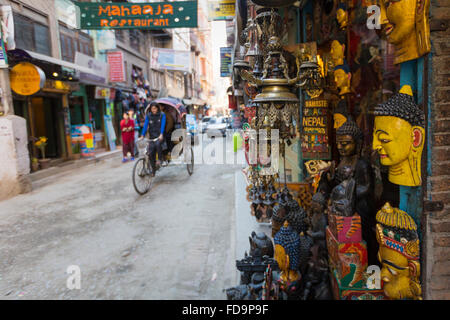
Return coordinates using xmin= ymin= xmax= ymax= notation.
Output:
xmin=206 ymin=117 xmax=228 ymax=138
xmin=200 ymin=117 xmax=212 ymax=134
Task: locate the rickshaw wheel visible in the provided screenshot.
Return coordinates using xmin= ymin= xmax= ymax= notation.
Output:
xmin=132 ymin=158 xmax=153 ymax=195
xmin=186 ymin=147 xmax=194 ymax=176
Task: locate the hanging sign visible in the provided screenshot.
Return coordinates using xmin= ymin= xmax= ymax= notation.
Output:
xmin=75 ymin=1 xmax=198 ymax=30
xmin=150 ymin=48 xmax=190 ymax=73
xmin=220 ymin=47 xmax=232 ymax=77
xmin=301 ymin=99 xmax=331 ymax=160
xmin=207 ymin=1 xmax=236 ymax=21
xmin=10 ymin=62 xmax=46 ymax=96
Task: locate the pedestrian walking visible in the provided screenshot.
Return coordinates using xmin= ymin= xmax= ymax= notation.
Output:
xmin=128 ymin=109 xmax=140 ymax=157
xmin=120 ymin=111 xmax=135 ymax=163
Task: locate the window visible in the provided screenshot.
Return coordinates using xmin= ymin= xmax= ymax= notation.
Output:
xmin=13 ymin=13 xmax=51 ymax=55
xmin=129 ymin=30 xmax=142 ymax=53
xmin=59 ymin=24 xmax=94 ymax=62
xmin=115 ymin=30 xmax=125 ymax=43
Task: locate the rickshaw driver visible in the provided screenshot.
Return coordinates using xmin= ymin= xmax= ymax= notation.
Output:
xmin=140 ymin=102 xmax=168 ymax=176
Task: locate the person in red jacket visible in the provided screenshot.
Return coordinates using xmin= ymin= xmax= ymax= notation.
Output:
xmin=120 ymin=111 xmax=135 ymax=163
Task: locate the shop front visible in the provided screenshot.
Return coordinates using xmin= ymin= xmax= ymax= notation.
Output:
xmin=7 ymin=51 xmax=82 ymax=170
xmin=227 ymin=0 xmax=437 ymax=300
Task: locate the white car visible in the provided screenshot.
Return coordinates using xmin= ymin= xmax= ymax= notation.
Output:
xmin=206 ymin=117 xmax=228 ymax=138
xmin=200 ymin=117 xmax=212 ymax=134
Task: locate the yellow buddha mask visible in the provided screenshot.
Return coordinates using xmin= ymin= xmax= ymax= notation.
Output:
xmin=334 ymin=65 xmax=352 ymax=96
xmin=373 ymin=86 xmax=425 ymax=187
xmin=336 ymin=4 xmax=348 ymax=30
xmin=330 ymin=40 xmax=346 ymax=67
xmin=376 ymin=203 xmax=422 ymax=300
xmin=379 ymin=0 xmax=430 ymax=64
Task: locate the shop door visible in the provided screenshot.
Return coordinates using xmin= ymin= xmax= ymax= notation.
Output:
xmin=32 ymin=97 xmax=62 ymax=159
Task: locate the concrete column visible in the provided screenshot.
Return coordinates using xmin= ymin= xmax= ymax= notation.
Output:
xmin=0 ymin=64 xmax=32 ymax=201
xmin=0 ymin=115 xmax=32 ymax=201
xmin=0 ymin=68 xmax=13 ymax=116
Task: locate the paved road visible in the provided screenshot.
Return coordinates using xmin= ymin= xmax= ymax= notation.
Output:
xmin=0 ymin=147 xmax=238 ymax=300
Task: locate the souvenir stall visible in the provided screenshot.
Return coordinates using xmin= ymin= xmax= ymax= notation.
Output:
xmin=226 ymin=0 xmax=430 ymax=301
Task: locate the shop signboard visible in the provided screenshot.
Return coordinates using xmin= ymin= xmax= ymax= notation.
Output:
xmin=9 ymin=62 xmax=46 ymax=96
xmin=207 ymin=0 xmax=235 ymax=21
xmin=74 ymin=1 xmax=198 ymax=30
xmin=71 ymin=124 xmax=95 ymax=158
xmin=150 ymin=48 xmax=190 ymax=73
xmin=220 ymin=47 xmax=232 ymax=77
xmin=75 ymin=51 xmax=108 ymax=86
xmin=107 ymin=51 xmax=125 ymax=82
xmin=301 ymin=99 xmax=331 ymax=160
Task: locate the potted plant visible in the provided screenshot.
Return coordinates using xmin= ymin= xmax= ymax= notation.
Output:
xmin=31 ymin=157 xmax=39 ymax=172
xmin=71 ymin=142 xmax=81 ymax=160
xmin=35 ymin=136 xmax=50 ymax=169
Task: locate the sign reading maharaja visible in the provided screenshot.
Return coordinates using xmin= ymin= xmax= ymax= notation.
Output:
xmin=74 ymin=1 xmax=198 ymax=30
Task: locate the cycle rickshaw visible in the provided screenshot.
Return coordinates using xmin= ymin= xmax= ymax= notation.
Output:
xmin=132 ymin=98 xmax=194 ymax=195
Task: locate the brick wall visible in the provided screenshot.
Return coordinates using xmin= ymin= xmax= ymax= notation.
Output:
xmin=426 ymin=0 xmax=450 ymax=300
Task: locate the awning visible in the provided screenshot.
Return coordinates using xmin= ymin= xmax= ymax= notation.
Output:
xmin=183 ymin=98 xmax=205 ymax=106
xmin=25 ymin=50 xmax=98 ymax=77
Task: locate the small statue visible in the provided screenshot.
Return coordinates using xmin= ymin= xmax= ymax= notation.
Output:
xmin=274 ymin=222 xmax=302 ymax=284
xmin=334 ymin=64 xmax=352 ymax=96
xmin=373 ymin=85 xmax=425 ymax=187
xmin=319 ymin=120 xmax=377 ymax=266
xmin=330 ymin=165 xmax=356 ymax=217
xmin=301 ymin=192 xmax=332 ymax=300
xmin=379 ymin=0 xmax=430 ymax=64
xmin=308 ymin=192 xmax=328 ymax=249
xmin=376 ymin=203 xmax=422 ymax=300
xmin=336 ymin=3 xmax=349 ymax=30
xmin=249 ymin=231 xmax=274 ymax=258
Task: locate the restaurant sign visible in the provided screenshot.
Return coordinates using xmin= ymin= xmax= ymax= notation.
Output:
xmin=74 ymin=1 xmax=198 ymax=30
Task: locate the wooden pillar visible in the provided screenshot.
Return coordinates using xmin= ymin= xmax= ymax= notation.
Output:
xmin=62 ymin=94 xmax=73 ymax=159
xmin=399 ymin=58 xmax=425 ymax=236
xmin=27 ymin=97 xmax=37 ymax=159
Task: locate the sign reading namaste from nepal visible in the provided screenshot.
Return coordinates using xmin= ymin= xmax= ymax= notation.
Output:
xmin=302 ymin=99 xmax=331 ymax=161
xmin=74 ymin=1 xmax=198 ymax=30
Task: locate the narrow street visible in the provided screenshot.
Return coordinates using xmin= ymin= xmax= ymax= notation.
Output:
xmin=0 ymin=146 xmax=239 ymax=300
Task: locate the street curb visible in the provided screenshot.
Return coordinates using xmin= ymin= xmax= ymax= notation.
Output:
xmin=30 ymin=150 xmax=122 ymax=190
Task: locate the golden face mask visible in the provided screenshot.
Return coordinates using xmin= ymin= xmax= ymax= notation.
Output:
xmin=375 ymin=203 xmax=422 ymax=300
xmin=336 ymin=8 xmax=348 ymax=29
xmin=372 ymin=86 xmax=425 ymax=187
xmin=330 ymin=40 xmax=345 ymax=67
xmin=379 ymin=0 xmax=431 ymax=64
xmin=334 ymin=69 xmax=351 ymax=96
